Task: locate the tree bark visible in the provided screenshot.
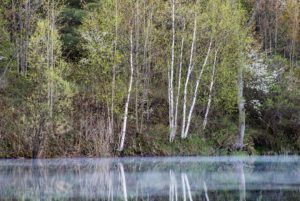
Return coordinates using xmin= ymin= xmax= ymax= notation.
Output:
xmin=118 ymin=29 xmax=134 ymax=152
xmin=183 ymin=39 xmax=212 ymax=138
xmin=171 ymin=36 xmax=184 ymax=142
xmin=181 ymin=16 xmax=197 ymax=139
xmin=203 ymin=49 xmax=218 ymax=130
xmin=236 ymin=61 xmax=246 ymax=149
xmin=135 ymin=0 xmax=141 ymax=132
xmin=110 ymin=0 xmax=118 ymax=138
xmin=169 ymin=0 xmax=176 ymax=142
xmin=141 ymin=8 xmax=153 ymax=132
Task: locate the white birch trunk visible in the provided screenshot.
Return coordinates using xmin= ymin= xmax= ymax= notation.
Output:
xmin=168 ymin=0 xmax=176 ymax=142
xmin=236 ymin=63 xmax=245 ymax=149
xmin=181 ymin=16 xmax=197 ymax=138
xmin=171 ymin=36 xmax=184 ymax=142
xmin=118 ymin=29 xmax=134 ymax=152
xmin=110 ymin=0 xmax=118 ymax=137
xmin=183 ymin=40 xmax=212 ymax=138
xmin=135 ymin=0 xmax=141 ymax=132
xmin=50 ymin=0 xmax=55 ymax=119
xmin=203 ymin=49 xmax=218 ymax=130
xmin=47 ymin=0 xmax=55 ymax=119
xmin=141 ymin=9 xmax=153 ymax=132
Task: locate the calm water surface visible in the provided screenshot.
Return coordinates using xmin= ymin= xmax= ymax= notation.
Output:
xmin=0 ymin=156 xmax=300 ymax=200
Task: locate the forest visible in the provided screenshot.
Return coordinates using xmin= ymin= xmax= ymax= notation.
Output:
xmin=0 ymin=0 xmax=299 ymax=158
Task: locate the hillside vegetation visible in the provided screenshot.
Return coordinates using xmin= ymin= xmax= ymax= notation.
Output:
xmin=0 ymin=0 xmax=299 ymax=158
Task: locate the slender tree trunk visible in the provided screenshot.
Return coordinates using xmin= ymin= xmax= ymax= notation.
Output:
xmin=46 ymin=0 xmax=51 ymax=117
xmin=169 ymin=0 xmax=176 ymax=142
xmin=141 ymin=8 xmax=153 ymax=132
xmin=118 ymin=29 xmax=134 ymax=152
xmin=181 ymin=16 xmax=197 ymax=138
xmin=274 ymin=0 xmax=278 ymax=54
xmin=183 ymin=40 xmax=212 ymax=138
xmin=135 ymin=0 xmax=141 ymax=133
xmin=49 ymin=0 xmax=55 ymax=119
xmin=19 ymin=1 xmax=24 ymax=73
xmin=203 ymin=49 xmax=218 ymax=130
xmin=236 ymin=61 xmax=245 ymax=149
xmin=24 ymin=0 xmax=30 ymax=73
xmin=171 ymin=36 xmax=184 ymax=142
xmin=146 ymin=16 xmax=153 ymax=122
xmin=11 ymin=0 xmax=19 ymax=73
xmin=110 ymin=0 xmax=118 ymax=137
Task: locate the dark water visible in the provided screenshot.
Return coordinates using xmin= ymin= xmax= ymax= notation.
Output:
xmin=0 ymin=156 xmax=300 ymax=201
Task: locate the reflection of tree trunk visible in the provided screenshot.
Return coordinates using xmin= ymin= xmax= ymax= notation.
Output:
xmin=32 ymin=160 xmax=45 ymax=200
xmin=118 ymin=163 xmax=128 ymax=201
xmin=169 ymin=170 xmax=178 ymax=201
xmin=181 ymin=173 xmax=193 ymax=201
xmin=107 ymin=171 xmax=114 ymax=201
xmin=181 ymin=174 xmax=186 ymax=201
xmin=203 ymin=181 xmax=210 ymax=201
xmin=236 ymin=162 xmax=246 ymax=201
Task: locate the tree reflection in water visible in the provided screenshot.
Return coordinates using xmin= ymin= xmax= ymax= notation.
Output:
xmin=0 ymin=156 xmax=300 ymax=200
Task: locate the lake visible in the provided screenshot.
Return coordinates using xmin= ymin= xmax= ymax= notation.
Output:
xmin=0 ymin=156 xmax=300 ymax=200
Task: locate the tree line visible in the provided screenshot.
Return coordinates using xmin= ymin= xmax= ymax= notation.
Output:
xmin=0 ymin=0 xmax=299 ymax=158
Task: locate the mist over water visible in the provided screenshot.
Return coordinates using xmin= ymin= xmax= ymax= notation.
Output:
xmin=0 ymin=156 xmax=300 ymax=200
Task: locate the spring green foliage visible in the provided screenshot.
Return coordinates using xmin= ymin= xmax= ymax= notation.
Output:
xmin=0 ymin=0 xmax=299 ymax=158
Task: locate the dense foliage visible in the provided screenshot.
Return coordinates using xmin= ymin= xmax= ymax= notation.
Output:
xmin=0 ymin=0 xmax=299 ymax=158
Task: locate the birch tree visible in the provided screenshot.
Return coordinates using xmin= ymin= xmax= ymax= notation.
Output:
xmin=26 ymin=0 xmax=72 ymax=157
xmin=118 ymin=29 xmax=134 ymax=152
xmin=168 ymin=0 xmax=176 ymax=142
xmin=182 ymin=40 xmax=212 ymax=138
xmin=110 ymin=0 xmax=119 ymax=138
xmin=203 ymin=49 xmax=218 ymax=130
xmin=181 ymin=16 xmax=197 ymax=139
xmin=236 ymin=60 xmax=246 ymax=149
xmin=135 ymin=0 xmax=141 ymax=132
xmin=172 ymin=33 xmax=185 ymax=141
xmin=140 ymin=7 xmax=153 ymax=132
xmin=79 ymin=0 xmax=122 ymax=152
